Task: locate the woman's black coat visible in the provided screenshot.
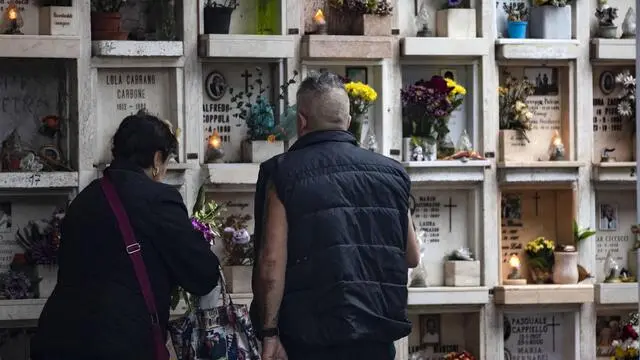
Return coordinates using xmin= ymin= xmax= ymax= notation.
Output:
xmin=31 ymin=159 xmax=220 ymax=360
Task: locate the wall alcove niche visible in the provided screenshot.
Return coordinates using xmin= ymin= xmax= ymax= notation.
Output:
xmin=406 ymin=310 xmax=482 ymax=359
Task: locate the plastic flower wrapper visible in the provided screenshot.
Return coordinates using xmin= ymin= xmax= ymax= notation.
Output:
xmin=448 ymin=248 xmax=474 ymax=261
xmin=409 ymin=231 xmax=429 ymax=287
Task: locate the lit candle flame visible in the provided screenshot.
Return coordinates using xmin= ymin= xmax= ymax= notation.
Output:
xmin=208 ymin=130 xmax=221 ymax=149
xmin=508 ymin=255 xmax=521 ymax=269
xmin=313 ymin=9 xmax=325 ymax=24
xmin=8 ymin=8 xmax=17 ymax=21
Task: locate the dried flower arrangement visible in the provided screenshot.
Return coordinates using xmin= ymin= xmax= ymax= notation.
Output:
xmin=616 ymin=70 xmax=636 ymax=133
xmin=345 ymin=81 xmax=378 ymax=140
xmin=329 ymin=0 xmax=394 ymax=16
xmin=222 ymin=214 xmax=253 ymax=266
xmin=401 ymin=76 xmax=466 ymax=141
xmin=611 ymin=312 xmax=640 ymax=360
xmin=503 ymin=3 xmax=528 ymax=21
xmin=499 ymin=74 xmax=535 ymax=141
xmin=16 ymin=208 xmax=65 ymax=266
xmin=229 ymin=67 xmax=299 ymax=142
xmin=0 ymin=271 xmax=32 ymax=300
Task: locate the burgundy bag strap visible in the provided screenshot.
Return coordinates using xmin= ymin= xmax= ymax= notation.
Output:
xmin=100 ymin=176 xmax=168 ymax=360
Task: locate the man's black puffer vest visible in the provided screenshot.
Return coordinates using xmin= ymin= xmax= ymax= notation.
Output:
xmin=256 ymin=130 xmax=412 ymax=347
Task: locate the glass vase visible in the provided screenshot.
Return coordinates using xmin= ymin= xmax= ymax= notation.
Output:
xmin=257 ymin=0 xmax=280 ymax=35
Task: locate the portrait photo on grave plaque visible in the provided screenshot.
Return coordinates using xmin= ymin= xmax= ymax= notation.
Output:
xmin=503 ymin=312 xmax=568 ymax=360
xmin=0 ymin=59 xmax=75 ymax=173
xmin=407 ymin=313 xmax=480 ymax=359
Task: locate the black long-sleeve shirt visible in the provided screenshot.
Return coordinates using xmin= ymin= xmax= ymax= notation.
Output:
xmin=31 ymin=159 xmax=220 ymax=360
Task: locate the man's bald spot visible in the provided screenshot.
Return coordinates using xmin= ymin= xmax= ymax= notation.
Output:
xmin=298 ymin=87 xmax=350 ymax=131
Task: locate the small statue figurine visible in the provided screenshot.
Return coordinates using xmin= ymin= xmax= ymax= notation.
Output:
xmin=548 ymin=130 xmax=565 ymax=161
xmin=411 ymin=145 xmax=425 ymax=161
xmin=601 ymin=147 xmax=616 ymax=162
xmin=604 ymin=251 xmax=622 ymax=283
xmin=366 ymin=133 xmax=378 ymax=153
xmin=622 ymin=7 xmax=636 ymax=38
xmin=415 ymin=1 xmax=433 ymax=37
xmin=456 ymin=130 xmax=473 ymax=152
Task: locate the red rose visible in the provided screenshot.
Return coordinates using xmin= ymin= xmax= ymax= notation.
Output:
xmin=425 ymin=75 xmax=449 ymax=93
xmin=623 ymin=324 xmax=639 ymax=340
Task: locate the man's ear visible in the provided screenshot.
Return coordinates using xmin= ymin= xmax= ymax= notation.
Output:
xmin=297 ymin=112 xmax=308 ymax=134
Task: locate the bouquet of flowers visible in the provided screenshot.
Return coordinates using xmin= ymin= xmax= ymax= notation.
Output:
xmin=525 ymin=236 xmax=555 ymax=283
xmin=401 ymin=75 xmax=466 ymax=140
xmin=616 ymin=70 xmax=636 ymax=133
xmin=611 ymin=312 xmax=640 ymax=360
xmin=444 ymin=351 xmax=476 ymax=360
xmin=15 ymin=208 xmax=65 ymax=266
xmin=344 ymin=81 xmax=378 ymax=140
xmin=499 ymin=74 xmax=535 ymax=141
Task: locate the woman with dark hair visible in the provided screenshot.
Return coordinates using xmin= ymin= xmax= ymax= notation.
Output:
xmin=30 ymin=113 xmax=221 ymax=360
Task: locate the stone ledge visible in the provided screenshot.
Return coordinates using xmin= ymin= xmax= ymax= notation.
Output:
xmin=402 ymin=160 xmax=490 ymax=184
xmin=207 ymin=163 xmax=259 ymax=186
xmin=408 ymin=286 xmax=489 ymax=306
xmin=91 ymin=41 xmax=184 ymax=57
xmin=497 ymin=161 xmax=583 ymax=184
xmin=199 ymin=35 xmax=296 ymax=59
xmin=402 ymin=37 xmax=490 ymax=57
xmin=494 ymin=284 xmax=594 ymax=305
xmin=301 ymin=35 xmax=393 ymax=59
xmin=0 ymin=172 xmax=78 ymax=189
xmin=495 ymin=39 xmax=580 ymax=60
xmin=591 ymin=39 xmax=635 ymax=61
xmin=595 ymin=283 xmax=638 ymax=305
xmin=592 ymin=162 xmax=637 ymax=183
xmin=0 ymin=35 xmax=81 ymax=59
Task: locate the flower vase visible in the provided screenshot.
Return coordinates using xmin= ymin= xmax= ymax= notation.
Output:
xmin=421 ymin=137 xmax=438 ymax=161
xmin=552 ymin=251 xmax=579 ymax=284
xmin=348 ymin=115 xmax=364 ymax=143
xmin=507 ymin=21 xmax=528 ymax=38
xmin=529 ymin=266 xmax=552 ymax=284
xmin=529 ymin=5 xmax=572 ymax=39
xmin=36 ymin=264 xmax=58 ymax=298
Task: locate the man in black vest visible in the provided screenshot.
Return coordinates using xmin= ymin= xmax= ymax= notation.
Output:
xmin=252 ymin=71 xmax=421 ymax=360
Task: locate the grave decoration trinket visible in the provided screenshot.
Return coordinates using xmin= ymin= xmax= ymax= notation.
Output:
xmin=503 ymin=3 xmax=528 ymax=38
xmin=411 ymin=145 xmax=425 ymax=161
xmin=345 ymin=81 xmax=378 ymax=143
xmin=415 ymin=1 xmax=433 ymax=37
xmin=610 ymin=312 xmax=640 ymax=360
xmin=525 ymin=236 xmax=555 ymax=284
xmin=622 ymin=7 xmax=636 ymax=38
xmin=1 ymin=1 xmax=24 ymax=35
xmin=548 ymin=130 xmax=565 ymax=160
xmin=206 ymin=129 xmax=225 ymax=163
xmin=504 ymin=255 xmax=527 ymax=285
xmin=313 ymin=9 xmax=328 ymax=34
xmin=0 ymin=271 xmax=32 ymax=300
xmin=605 ymin=251 xmax=622 ymax=283
xmin=595 ymin=0 xmax=619 ymax=38
xmin=552 ymin=245 xmax=579 ymax=284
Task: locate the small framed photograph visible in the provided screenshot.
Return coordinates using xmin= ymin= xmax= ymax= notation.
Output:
xmin=523 ymin=67 xmax=559 ymax=96
xmin=419 ymin=314 xmax=440 ymax=346
xmin=599 ymin=71 xmax=616 ymax=95
xmin=440 ymin=69 xmax=457 ymax=81
xmin=346 ymin=67 xmax=368 ymax=83
xmin=0 ymin=202 xmax=12 ymax=233
xmin=501 ymin=194 xmax=522 ymax=221
xmin=599 ymin=203 xmax=618 ymax=231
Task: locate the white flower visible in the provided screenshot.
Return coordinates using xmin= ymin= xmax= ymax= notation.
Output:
xmin=612 ymin=340 xmax=621 ymax=347
xmin=232 ymin=229 xmax=251 ymax=244
xmin=223 ymin=227 xmax=235 ymax=234
xmin=631 ymin=340 xmax=640 ymax=349
xmin=618 ymin=100 xmax=633 ymax=117
xmin=616 ymin=70 xmax=632 ymax=84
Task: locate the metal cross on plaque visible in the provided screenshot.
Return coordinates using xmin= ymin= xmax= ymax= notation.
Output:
xmin=547 ymin=315 xmax=561 ymax=352
xmin=241 ymin=69 xmax=253 ymax=93
xmin=444 ymin=197 xmax=457 ymax=233
xmin=533 ymin=192 xmax=541 ymax=216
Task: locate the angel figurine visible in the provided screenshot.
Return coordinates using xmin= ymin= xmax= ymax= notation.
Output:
xmin=415 ymin=1 xmax=433 ymax=37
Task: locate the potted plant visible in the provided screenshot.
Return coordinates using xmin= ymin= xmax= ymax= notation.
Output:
xmin=344 ymin=81 xmax=378 ymax=143
xmin=503 ymin=3 xmax=528 ymax=38
xmin=498 ymin=74 xmax=535 ymax=161
xmin=230 ymin=67 xmax=298 ymax=163
xmin=327 ymin=0 xmax=393 ymax=35
xmin=15 ymin=208 xmax=65 ymax=298
xmin=0 ymin=271 xmax=33 ymax=300
xmin=529 ymin=0 xmax=572 ymax=39
xmin=595 ymin=0 xmax=619 ymax=38
xmin=221 ymin=214 xmax=254 ymax=293
xmin=525 ymin=236 xmax=555 ymax=284
xmin=435 ymin=0 xmax=476 ymax=38
xmin=401 ymin=75 xmax=466 ymax=161
xmin=204 ymin=0 xmax=238 ymax=34
xmin=91 ymin=0 xmax=127 ymax=40
xmin=616 ymin=70 xmax=636 ymax=159
xmin=38 ymin=0 xmax=76 ymax=36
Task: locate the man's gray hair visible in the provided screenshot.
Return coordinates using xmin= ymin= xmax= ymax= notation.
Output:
xmin=296 ymin=71 xmax=350 ymax=130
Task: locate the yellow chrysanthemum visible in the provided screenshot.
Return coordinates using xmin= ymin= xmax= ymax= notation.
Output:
xmin=345 ymin=82 xmax=378 ymax=103
xmin=267 ymin=134 xmax=276 ymax=143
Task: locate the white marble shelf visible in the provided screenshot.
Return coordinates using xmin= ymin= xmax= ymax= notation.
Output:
xmin=95 ymin=163 xmax=193 ymax=187
xmin=402 ymin=160 xmax=490 ymax=183
xmin=199 ymin=35 xmax=296 ymax=59
xmin=497 ymin=161 xmax=582 ymax=184
xmin=493 ymin=284 xmax=594 ymax=305
xmin=401 ymin=37 xmax=489 ymax=57
xmin=301 ymin=35 xmax=393 ymax=59
xmin=0 ymin=172 xmax=78 ymax=189
xmin=595 ymin=283 xmax=638 ymax=305
xmin=495 ymin=39 xmax=580 ymax=60
xmin=408 ymin=287 xmax=489 ymax=306
xmin=207 ymin=163 xmax=259 ymax=187
xmin=91 ymin=40 xmax=184 ymax=57
xmin=591 ymin=39 xmax=635 ymax=61
xmin=0 ymin=35 xmax=81 ymax=58
xmin=592 ymin=162 xmax=636 ymax=183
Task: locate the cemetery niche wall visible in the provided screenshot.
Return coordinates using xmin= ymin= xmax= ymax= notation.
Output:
xmin=395 ymin=0 xmax=477 ymax=38
xmin=201 ymin=0 xmax=282 ymax=35
xmin=498 ymin=66 xmax=570 ymax=163
xmin=0 ymin=0 xmax=77 ymax=36
xmin=407 ymin=312 xmax=481 ymax=359
xmin=91 ymin=0 xmax=179 ymax=41
xmin=0 ymin=59 xmax=77 ymax=174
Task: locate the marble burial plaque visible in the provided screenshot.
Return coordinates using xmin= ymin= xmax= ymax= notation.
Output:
xmin=595 ymin=190 xmax=635 ymax=281
xmin=202 ymin=63 xmax=272 ymax=162
xmin=96 ymin=69 xmax=171 ymax=163
xmin=504 ymin=312 xmax=567 ymax=360
xmin=407 ymin=313 xmax=469 ymax=359
xmin=411 ymin=190 xmax=468 ymax=286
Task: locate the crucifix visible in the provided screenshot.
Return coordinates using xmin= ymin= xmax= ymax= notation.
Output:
xmin=241 ymin=70 xmax=252 ymax=93
xmin=533 ymin=192 xmax=541 ymax=216
xmin=443 ymin=197 xmax=457 ymax=233
xmin=547 ymin=315 xmax=561 ymax=351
